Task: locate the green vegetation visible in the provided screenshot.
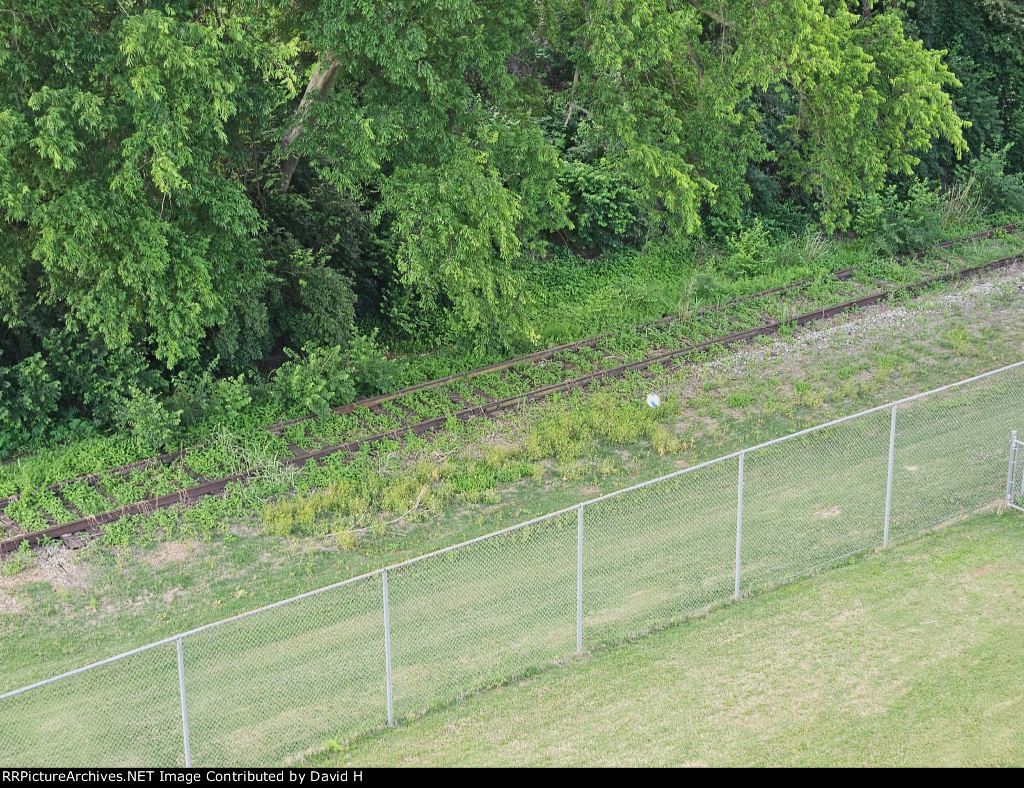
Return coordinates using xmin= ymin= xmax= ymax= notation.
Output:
xmin=1 ymin=228 xmax=1022 ymax=523
xmin=2 ymin=4 xmax=1024 ymax=763
xmin=311 ymin=510 xmax=1024 ymax=767
xmin=6 ymin=471 xmax=1023 ymax=765
xmin=3 ymin=269 xmax=1023 ymax=702
xmin=3 ymin=0 xmax=1024 ymax=457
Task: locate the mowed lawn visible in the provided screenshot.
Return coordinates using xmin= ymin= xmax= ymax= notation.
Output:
xmin=313 ymin=511 xmax=1024 ymax=767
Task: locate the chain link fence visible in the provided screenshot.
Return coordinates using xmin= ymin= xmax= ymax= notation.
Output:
xmin=3 ymin=361 xmax=1023 ymax=766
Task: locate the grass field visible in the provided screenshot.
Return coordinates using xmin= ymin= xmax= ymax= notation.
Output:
xmin=313 ymin=510 xmax=1024 ymax=767
xmin=3 ymin=356 xmax=1022 ymax=766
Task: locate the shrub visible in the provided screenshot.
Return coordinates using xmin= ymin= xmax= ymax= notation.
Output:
xmin=275 ymin=250 xmax=358 ymax=352
xmin=348 ymin=331 xmax=404 ymax=397
xmin=958 ymin=147 xmax=1024 ymax=216
xmin=116 ymin=387 xmax=182 ymax=454
xmin=166 ymin=367 xmax=216 ymax=429
xmin=559 ymin=159 xmax=646 ymax=249
xmin=39 ymin=328 xmax=151 ymax=427
xmin=260 ymin=183 xmax=370 ymax=358
xmin=269 ymin=344 xmax=356 ymax=419
xmin=852 ymin=181 xmax=943 ymax=254
xmin=0 ymin=353 xmax=62 ymax=456
xmin=209 ymin=375 xmax=254 ymax=426
xmin=721 ymin=219 xmax=774 ymax=277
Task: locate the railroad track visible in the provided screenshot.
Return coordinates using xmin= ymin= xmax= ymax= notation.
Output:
xmin=1 ymin=224 xmax=1021 ymax=555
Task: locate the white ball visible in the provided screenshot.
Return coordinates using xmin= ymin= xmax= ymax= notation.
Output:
xmin=646 ymin=393 xmax=661 ymax=408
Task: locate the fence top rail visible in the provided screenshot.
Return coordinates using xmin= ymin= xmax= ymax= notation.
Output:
xmin=3 ymin=357 xmax=1022 ymax=702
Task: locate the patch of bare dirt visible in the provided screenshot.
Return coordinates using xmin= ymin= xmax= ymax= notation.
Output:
xmin=227 ymin=521 xmax=262 ymax=538
xmin=968 ymin=564 xmax=1004 ymax=578
xmin=0 ymin=588 xmax=25 ymax=613
xmin=139 ymin=540 xmax=201 ymax=569
xmin=0 ymin=544 xmax=89 ymax=594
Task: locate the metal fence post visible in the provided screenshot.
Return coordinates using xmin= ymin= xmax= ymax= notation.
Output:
xmin=1006 ymin=430 xmax=1019 ymax=504
xmin=734 ymin=452 xmax=745 ymax=599
xmin=577 ymin=504 xmax=584 ymax=654
xmin=382 ymin=570 xmax=395 ymax=727
xmin=883 ymin=404 xmax=898 ymax=547
xmin=176 ymin=638 xmax=192 ymax=768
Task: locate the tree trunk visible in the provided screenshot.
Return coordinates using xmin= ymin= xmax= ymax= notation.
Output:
xmin=277 ymin=53 xmax=341 ymax=194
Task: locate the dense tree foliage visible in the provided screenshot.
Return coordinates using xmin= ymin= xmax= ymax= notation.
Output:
xmin=908 ymin=0 xmax=1024 ymax=173
xmin=1 ymin=0 xmax=1020 ymax=450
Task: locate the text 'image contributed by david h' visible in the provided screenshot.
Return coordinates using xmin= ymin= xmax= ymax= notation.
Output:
xmin=1 ymin=771 xmax=367 ymax=784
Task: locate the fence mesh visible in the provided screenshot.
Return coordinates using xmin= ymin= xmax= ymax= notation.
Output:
xmin=0 ymin=642 xmax=182 ymax=767
xmin=889 ymin=365 xmax=1024 ymax=541
xmin=741 ymin=408 xmax=892 ymax=593
xmin=3 ymin=362 xmax=1022 ymax=766
xmin=387 ymin=511 xmax=577 ymax=721
xmin=582 ymin=457 xmax=738 ymax=647
xmin=181 ymin=577 xmax=385 ymax=766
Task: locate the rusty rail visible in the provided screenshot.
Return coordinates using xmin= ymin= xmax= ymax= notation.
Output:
xmin=2 ymin=245 xmax=1020 ymax=555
